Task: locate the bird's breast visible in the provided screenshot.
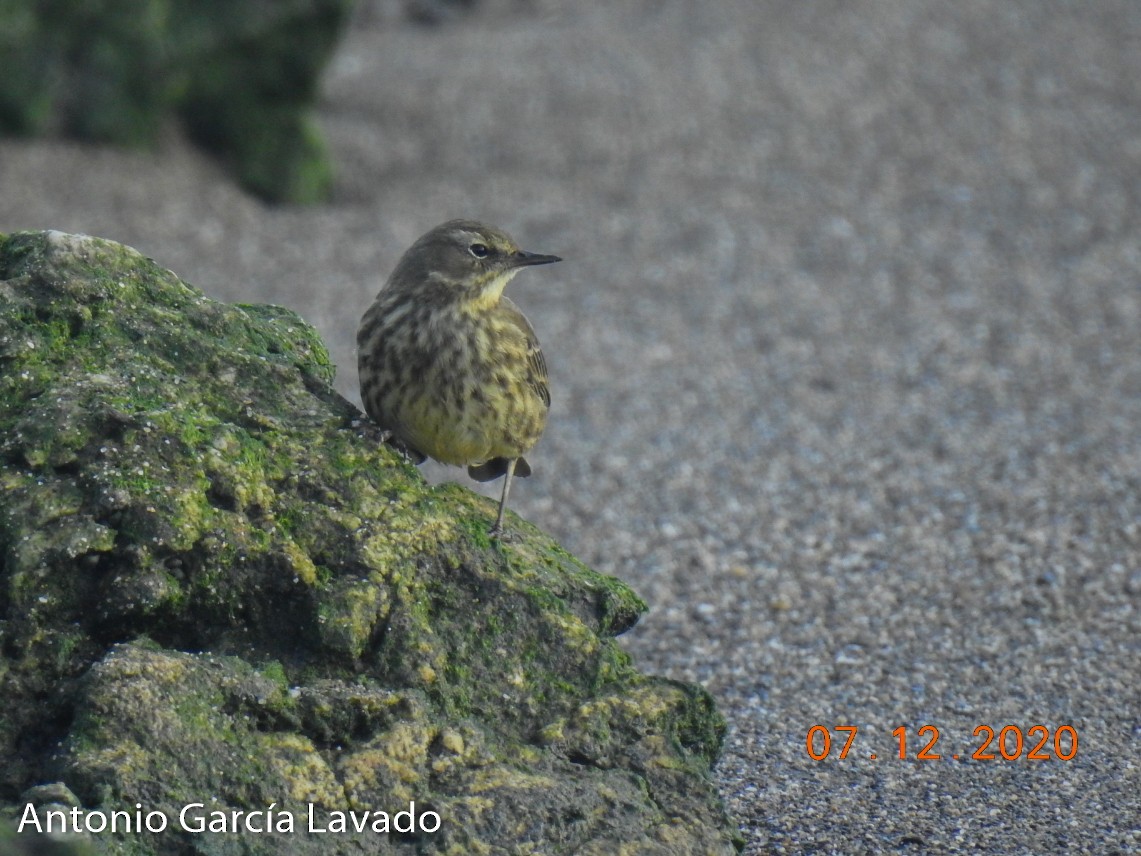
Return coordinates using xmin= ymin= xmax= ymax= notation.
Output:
xmin=360 ymin=300 xmax=547 ymax=467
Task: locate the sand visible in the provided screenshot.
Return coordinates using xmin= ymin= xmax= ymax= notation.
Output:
xmin=2 ymin=1 xmax=1138 ymax=851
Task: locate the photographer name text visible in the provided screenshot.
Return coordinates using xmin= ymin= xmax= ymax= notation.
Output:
xmin=18 ymin=801 xmax=441 ymax=835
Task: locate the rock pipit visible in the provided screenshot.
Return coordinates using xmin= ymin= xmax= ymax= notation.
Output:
xmin=357 ymin=220 xmax=560 ymax=538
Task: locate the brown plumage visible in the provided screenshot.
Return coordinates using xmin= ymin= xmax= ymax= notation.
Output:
xmin=357 ymin=220 xmax=560 ymax=537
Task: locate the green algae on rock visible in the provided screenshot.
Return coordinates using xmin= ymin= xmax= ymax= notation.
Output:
xmin=0 ymin=0 xmax=350 ymax=203
xmin=0 ymin=232 xmax=740 ymax=854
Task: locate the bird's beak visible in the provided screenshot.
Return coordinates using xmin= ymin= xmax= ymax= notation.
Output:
xmin=510 ymin=250 xmax=561 ymax=267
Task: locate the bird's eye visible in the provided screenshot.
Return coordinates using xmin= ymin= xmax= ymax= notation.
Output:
xmin=469 ymin=243 xmax=490 ymax=259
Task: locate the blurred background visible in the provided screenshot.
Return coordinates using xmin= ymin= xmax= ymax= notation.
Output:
xmin=2 ymin=1 xmax=1139 ymax=852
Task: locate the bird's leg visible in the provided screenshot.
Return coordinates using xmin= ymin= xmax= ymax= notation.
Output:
xmin=489 ymin=458 xmax=517 ymax=538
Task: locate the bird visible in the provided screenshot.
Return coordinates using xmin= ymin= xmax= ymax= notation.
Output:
xmin=357 ymin=219 xmax=560 ymax=538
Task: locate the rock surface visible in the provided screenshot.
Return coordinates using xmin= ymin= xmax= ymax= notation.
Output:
xmin=0 ymin=0 xmax=350 ymax=203
xmin=4 ymin=2 xmax=1139 ymax=851
xmin=0 ymin=231 xmax=739 ymax=854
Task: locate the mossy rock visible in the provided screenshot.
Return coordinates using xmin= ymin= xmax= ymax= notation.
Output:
xmin=0 ymin=231 xmax=740 ymax=854
xmin=0 ymin=1 xmax=350 ymax=203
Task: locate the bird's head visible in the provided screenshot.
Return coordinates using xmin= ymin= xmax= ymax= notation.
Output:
xmin=388 ymin=219 xmax=561 ymax=310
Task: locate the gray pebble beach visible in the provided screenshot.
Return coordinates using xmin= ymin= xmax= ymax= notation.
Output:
xmin=2 ymin=1 xmax=1138 ymax=852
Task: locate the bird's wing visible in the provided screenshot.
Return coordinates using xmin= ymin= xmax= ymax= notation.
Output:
xmin=500 ymin=298 xmax=550 ymax=409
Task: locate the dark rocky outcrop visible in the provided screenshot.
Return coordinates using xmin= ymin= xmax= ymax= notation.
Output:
xmin=0 ymin=1 xmax=351 ymax=203
xmin=0 ymin=231 xmax=740 ymax=854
